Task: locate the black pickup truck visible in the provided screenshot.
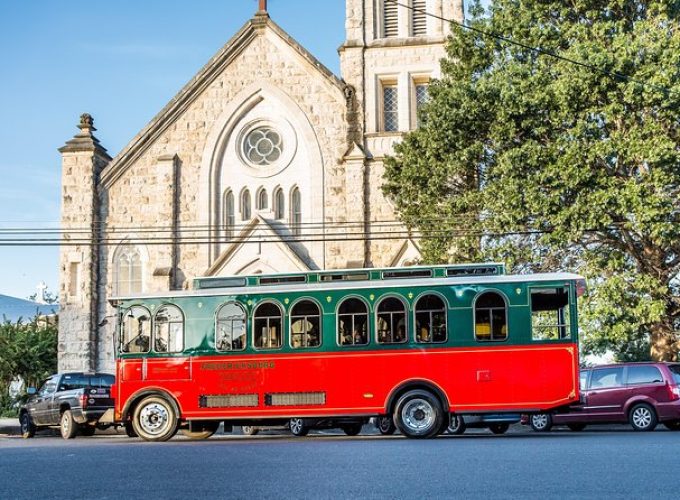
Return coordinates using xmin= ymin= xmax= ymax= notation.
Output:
xmin=19 ymin=372 xmax=115 ymax=439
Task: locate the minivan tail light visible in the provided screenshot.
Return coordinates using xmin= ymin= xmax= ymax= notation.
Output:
xmin=667 ymin=384 xmax=680 ymax=401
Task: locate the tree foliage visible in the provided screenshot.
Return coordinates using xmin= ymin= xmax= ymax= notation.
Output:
xmin=383 ymin=0 xmax=680 ymax=361
xmin=0 ymin=317 xmax=58 ymax=416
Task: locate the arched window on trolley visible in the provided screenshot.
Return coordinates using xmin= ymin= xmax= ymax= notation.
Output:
xmin=338 ymin=297 xmax=369 ymax=346
xmin=154 ymin=304 xmax=184 ymax=353
xmin=474 ymin=291 xmax=508 ymax=342
xmin=215 ymin=302 xmax=247 ymax=352
xmin=376 ymin=296 xmax=408 ymax=344
xmin=253 ymin=302 xmax=283 ymax=349
xmin=290 ymin=299 xmax=321 ymax=349
xmin=414 ymin=293 xmax=448 ymax=343
xmin=120 ymin=305 xmax=151 ymax=354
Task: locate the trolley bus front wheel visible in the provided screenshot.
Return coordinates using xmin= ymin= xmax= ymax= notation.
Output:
xmin=132 ymin=395 xmax=179 ymax=442
xmin=394 ymin=390 xmax=444 ymax=439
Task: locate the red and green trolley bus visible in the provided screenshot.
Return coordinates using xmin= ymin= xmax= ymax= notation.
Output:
xmin=110 ymin=263 xmax=585 ymax=441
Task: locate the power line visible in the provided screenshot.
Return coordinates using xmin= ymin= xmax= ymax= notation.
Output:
xmin=386 ymin=0 xmax=676 ymax=97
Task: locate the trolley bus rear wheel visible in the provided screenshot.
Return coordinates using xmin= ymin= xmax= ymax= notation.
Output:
xmin=132 ymin=395 xmax=179 ymax=442
xmin=181 ymin=421 xmax=220 ymax=440
xmin=394 ymin=390 xmax=444 ymax=439
xmin=289 ymin=418 xmax=309 ymax=437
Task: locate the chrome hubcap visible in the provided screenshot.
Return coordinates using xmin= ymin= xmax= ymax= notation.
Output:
xmin=401 ymin=398 xmax=434 ymax=432
xmin=290 ymin=419 xmax=303 ymax=433
xmin=532 ymin=415 xmax=548 ymax=429
xmin=633 ymin=408 xmax=651 ymax=428
xmin=139 ymin=403 xmax=170 ymax=435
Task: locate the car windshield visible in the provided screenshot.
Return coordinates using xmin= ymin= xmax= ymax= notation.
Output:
xmin=668 ymin=365 xmax=680 ymax=384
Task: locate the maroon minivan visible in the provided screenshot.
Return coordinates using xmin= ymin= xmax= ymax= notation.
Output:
xmin=528 ymin=362 xmax=680 ymax=432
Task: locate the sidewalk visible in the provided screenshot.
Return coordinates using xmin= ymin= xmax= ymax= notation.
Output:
xmin=0 ymin=417 xmax=21 ymax=436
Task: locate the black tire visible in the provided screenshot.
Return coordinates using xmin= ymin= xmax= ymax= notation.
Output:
xmin=530 ymin=414 xmax=553 ymax=432
xmin=241 ymin=425 xmax=260 ymax=436
xmin=289 ymin=418 xmax=309 ymax=437
xmin=132 ymin=395 xmax=179 ymax=442
xmin=567 ymin=423 xmax=587 ymax=432
xmin=124 ymin=421 xmax=138 ymax=438
xmin=447 ymin=414 xmax=466 ymax=435
xmin=663 ymin=420 xmax=680 ymax=431
xmin=60 ymin=410 xmax=78 ymax=439
xmin=629 ymin=403 xmax=657 ymax=431
xmin=394 ymin=390 xmax=444 ymax=439
xmin=20 ymin=412 xmax=36 ymax=439
xmin=181 ymin=421 xmax=220 ymax=440
xmin=342 ymin=424 xmax=363 ymax=436
xmin=376 ymin=416 xmax=396 ymax=435
xmin=489 ymin=423 xmax=510 ymax=435
xmin=79 ymin=426 xmax=96 ymax=437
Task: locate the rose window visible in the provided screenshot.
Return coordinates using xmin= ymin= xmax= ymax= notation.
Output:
xmin=243 ymin=127 xmax=283 ymax=166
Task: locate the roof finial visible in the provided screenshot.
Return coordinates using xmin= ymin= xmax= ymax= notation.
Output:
xmin=258 ymin=0 xmax=267 ymax=13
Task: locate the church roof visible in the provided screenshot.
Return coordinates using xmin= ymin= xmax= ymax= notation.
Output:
xmin=100 ymin=12 xmax=348 ymax=188
xmin=0 ymin=295 xmax=59 ymax=323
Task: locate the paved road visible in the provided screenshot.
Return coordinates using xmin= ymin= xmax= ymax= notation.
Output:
xmin=1 ymin=426 xmax=678 ymax=499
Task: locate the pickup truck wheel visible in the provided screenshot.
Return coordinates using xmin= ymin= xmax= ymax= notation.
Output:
xmin=80 ymin=426 xmax=96 ymax=437
xmin=20 ymin=412 xmax=36 ymax=439
xmin=132 ymin=396 xmax=178 ymax=442
xmin=60 ymin=410 xmax=78 ymax=439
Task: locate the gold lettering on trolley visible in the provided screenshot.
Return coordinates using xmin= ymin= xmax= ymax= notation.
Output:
xmin=201 ymin=361 xmax=276 ymax=371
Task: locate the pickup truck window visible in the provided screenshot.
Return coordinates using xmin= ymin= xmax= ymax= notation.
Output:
xmin=39 ymin=378 xmax=58 ymax=395
xmin=122 ymin=306 xmax=151 ymax=353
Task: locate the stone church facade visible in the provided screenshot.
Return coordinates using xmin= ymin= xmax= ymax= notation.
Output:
xmin=58 ymin=0 xmax=464 ymax=371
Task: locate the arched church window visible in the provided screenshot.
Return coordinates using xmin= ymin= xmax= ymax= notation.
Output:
xmin=243 ymin=127 xmax=283 ymax=166
xmin=257 ymin=188 xmax=268 ymax=210
xmin=241 ymin=189 xmax=251 ymax=221
xmin=291 ymin=187 xmax=301 ymax=236
xmin=115 ymin=244 xmax=143 ymax=296
xmin=274 ymin=188 xmax=285 ymax=220
xmin=224 ymin=190 xmax=235 ymax=238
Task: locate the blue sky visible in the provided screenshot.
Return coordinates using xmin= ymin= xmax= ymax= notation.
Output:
xmin=0 ymin=0 xmax=480 ymax=299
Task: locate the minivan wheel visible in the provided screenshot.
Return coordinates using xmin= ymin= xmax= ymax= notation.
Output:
xmin=629 ymin=403 xmax=657 ymax=431
xmin=530 ymin=414 xmax=553 ymax=432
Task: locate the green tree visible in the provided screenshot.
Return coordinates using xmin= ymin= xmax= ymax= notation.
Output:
xmin=383 ymin=0 xmax=680 ymax=361
xmin=0 ymin=317 xmax=58 ymax=416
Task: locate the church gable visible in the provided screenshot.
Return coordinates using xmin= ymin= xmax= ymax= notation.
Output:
xmin=100 ymin=12 xmax=350 ymax=189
